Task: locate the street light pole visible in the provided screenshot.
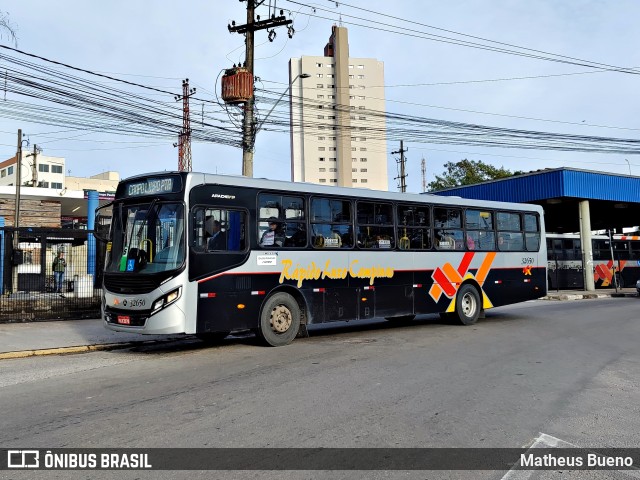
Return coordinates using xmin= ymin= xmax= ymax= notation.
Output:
xmin=255 ymin=73 xmax=309 ymax=134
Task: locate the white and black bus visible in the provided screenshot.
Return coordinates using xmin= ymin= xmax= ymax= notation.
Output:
xmin=94 ymin=172 xmax=547 ymax=346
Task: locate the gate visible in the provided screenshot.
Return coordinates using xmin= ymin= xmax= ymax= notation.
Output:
xmin=0 ymin=227 xmax=105 ymax=322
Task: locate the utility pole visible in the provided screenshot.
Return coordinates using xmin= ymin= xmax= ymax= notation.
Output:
xmin=421 ymin=156 xmax=427 ymax=192
xmin=228 ymin=1 xmax=293 ymax=177
xmin=13 ymin=129 xmax=23 ymax=294
xmin=174 ymin=79 xmax=196 ymax=172
xmin=26 ymin=144 xmax=39 ymax=186
xmin=392 ymin=140 xmax=408 ymax=193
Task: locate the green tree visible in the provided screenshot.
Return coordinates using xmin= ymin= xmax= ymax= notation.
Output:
xmin=427 ymin=159 xmax=523 ymax=191
xmin=0 ymin=10 xmax=17 ymax=46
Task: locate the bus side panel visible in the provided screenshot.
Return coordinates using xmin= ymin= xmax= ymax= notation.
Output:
xmin=480 ymin=267 xmax=547 ymax=307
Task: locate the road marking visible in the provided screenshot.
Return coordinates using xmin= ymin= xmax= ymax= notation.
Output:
xmin=501 ymin=432 xmax=640 ymax=480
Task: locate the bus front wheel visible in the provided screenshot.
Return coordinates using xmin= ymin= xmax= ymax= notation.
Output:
xmin=453 ymin=284 xmax=481 ymax=325
xmin=257 ymin=292 xmax=301 ymax=347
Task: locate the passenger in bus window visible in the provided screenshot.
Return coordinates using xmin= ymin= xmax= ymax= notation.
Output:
xmin=207 ymin=220 xmax=226 ymax=250
xmin=466 ymin=234 xmax=476 ymax=250
xmin=260 ymin=218 xmax=285 ymax=247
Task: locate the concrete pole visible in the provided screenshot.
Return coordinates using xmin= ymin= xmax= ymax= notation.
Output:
xmin=579 ymin=200 xmax=595 ymax=291
xmin=12 ymin=129 xmax=22 ymax=294
xmin=241 ymin=0 xmax=255 ymax=177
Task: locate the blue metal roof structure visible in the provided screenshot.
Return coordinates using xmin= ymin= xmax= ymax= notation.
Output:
xmin=431 ymin=168 xmax=640 ymax=232
xmin=432 ymin=168 xmax=640 ymax=203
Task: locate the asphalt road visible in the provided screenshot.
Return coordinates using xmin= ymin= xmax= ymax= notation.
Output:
xmin=1 ymin=298 xmax=639 ymax=480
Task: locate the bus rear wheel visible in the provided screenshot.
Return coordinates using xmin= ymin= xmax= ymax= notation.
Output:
xmin=257 ymin=292 xmax=301 ymax=347
xmin=453 ymin=284 xmax=481 ymax=325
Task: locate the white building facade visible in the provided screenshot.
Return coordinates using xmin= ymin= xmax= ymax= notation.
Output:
xmin=290 ymin=26 xmax=388 ymax=191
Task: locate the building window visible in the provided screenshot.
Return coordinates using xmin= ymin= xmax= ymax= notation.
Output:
xmin=319 ymin=157 xmax=326 ymax=161
xmin=349 ymin=95 xmax=355 ymax=99
xmin=319 ymin=179 xmax=327 ymax=183
xmin=361 ymin=179 xmax=368 ymax=183
xmin=351 ymin=147 xmax=356 ymax=151
xmin=360 ymin=168 xmax=368 ymax=172
xmin=329 ymin=147 xmax=336 ymax=151
xmin=350 ymin=106 xmax=355 ymax=109
xmin=318 ymin=147 xmax=325 ymax=151
xmin=317 ymin=105 xmax=324 ymax=109
xmin=330 ymin=136 xmax=336 ymax=141
xmin=358 ymin=74 xmax=365 ymax=79
xmin=357 ymin=65 xmax=365 ymax=69
xmin=327 ymin=74 xmax=334 ymax=78
xmin=51 ymin=182 xmax=63 ymax=189
xmin=360 ymin=147 xmax=367 ymax=151
xmin=316 ymin=73 xmax=323 ymax=78
xmin=360 ymin=137 xmax=367 ymax=141
xmin=328 ymin=84 xmax=335 ymax=89
xmin=0 ymin=169 xmax=5 ymax=178
xmin=51 ymin=165 xmax=63 ymax=174
xmin=359 ymin=106 xmax=365 ymax=110
xmin=317 ymin=84 xmax=323 ymax=88
xmin=329 ymin=168 xmax=337 ymax=172
xmin=353 ymin=179 xmax=358 ymax=183
xmin=318 ymin=136 xmax=325 ymax=140
xmin=317 ymin=115 xmax=324 ymax=119
xmin=328 ymin=64 xmax=334 ymax=68
xmin=349 ymin=65 xmax=354 ymax=69
xmin=358 ymin=96 xmax=365 ymax=100
xmin=7 ymin=166 xmax=13 ymax=175
xmin=359 ymin=116 xmax=366 ymax=120
xmin=352 ymin=158 xmax=357 ymax=162
xmin=360 ymin=158 xmax=368 ymax=162
xmin=317 ymin=94 xmax=324 ymax=99
xmin=328 ymin=116 xmax=335 ymax=120
xmin=328 ymin=95 xmax=335 ymax=99
xmin=349 ymin=74 xmax=354 ymax=79
xmin=330 ymin=158 xmax=336 ymax=161
xmin=349 ymin=85 xmax=354 ymax=89
xmin=319 ymin=168 xmax=326 ymax=172
xmin=352 ymin=168 xmax=357 ymax=172
xmin=38 ymin=181 xmax=49 ymax=188
xmin=358 ymin=85 xmax=365 ymax=89
xmin=39 ymin=164 xmax=50 ymax=172
xmin=351 ymin=137 xmax=357 ymax=141
xmin=330 ymin=179 xmax=338 ymax=183
xmin=316 ymin=62 xmax=323 ymax=67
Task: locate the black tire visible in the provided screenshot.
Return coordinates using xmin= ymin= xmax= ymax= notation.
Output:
xmin=257 ymin=292 xmax=301 ymax=347
xmin=196 ymin=331 xmax=230 ymax=344
xmin=453 ymin=284 xmax=481 ymax=325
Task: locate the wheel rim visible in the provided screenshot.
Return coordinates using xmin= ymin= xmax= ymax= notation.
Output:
xmin=460 ymin=291 xmax=477 ymax=318
xmin=270 ymin=304 xmax=292 ymax=333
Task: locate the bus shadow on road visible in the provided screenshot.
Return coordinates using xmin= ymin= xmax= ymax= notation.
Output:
xmin=113 ymin=311 xmax=529 ymax=355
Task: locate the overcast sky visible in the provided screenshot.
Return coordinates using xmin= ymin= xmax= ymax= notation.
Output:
xmin=1 ymin=0 xmax=639 ymax=193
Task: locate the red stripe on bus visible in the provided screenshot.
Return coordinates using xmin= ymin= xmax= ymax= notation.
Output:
xmin=433 ymin=268 xmax=457 ymax=297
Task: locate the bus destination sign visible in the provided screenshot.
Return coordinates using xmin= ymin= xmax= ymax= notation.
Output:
xmin=126 ymin=178 xmax=175 ymax=197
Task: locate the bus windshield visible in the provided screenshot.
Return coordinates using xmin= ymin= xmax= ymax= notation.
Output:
xmin=106 ymin=201 xmax=185 ymax=274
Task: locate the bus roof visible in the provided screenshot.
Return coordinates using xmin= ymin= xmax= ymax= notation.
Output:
xmin=122 ymin=171 xmax=544 ymax=214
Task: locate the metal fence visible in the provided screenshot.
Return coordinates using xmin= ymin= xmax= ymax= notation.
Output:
xmin=0 ymin=227 xmax=105 ymax=322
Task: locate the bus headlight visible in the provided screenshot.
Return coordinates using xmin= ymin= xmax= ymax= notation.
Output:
xmin=151 ymin=287 xmax=182 ymax=314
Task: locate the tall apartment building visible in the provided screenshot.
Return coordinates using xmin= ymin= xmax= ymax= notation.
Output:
xmin=289 ymin=26 xmax=388 ymax=190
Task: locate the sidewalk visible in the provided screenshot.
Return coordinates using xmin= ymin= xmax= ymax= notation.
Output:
xmin=0 ymin=288 xmax=636 ymax=360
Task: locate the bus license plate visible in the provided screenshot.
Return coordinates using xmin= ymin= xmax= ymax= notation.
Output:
xmin=117 ymin=316 xmax=131 ymax=325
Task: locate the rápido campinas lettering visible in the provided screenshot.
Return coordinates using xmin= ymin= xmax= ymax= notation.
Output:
xmin=279 ymin=259 xmax=394 ymax=287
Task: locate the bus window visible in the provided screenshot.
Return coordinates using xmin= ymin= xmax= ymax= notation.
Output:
xmin=524 ymin=213 xmax=540 ymax=251
xmin=356 ymin=201 xmax=394 ymax=249
xmin=192 ymin=208 xmax=246 ymax=253
xmin=465 ymin=210 xmax=495 ymax=250
xmin=613 ymin=241 xmax=630 ymax=260
xmin=397 ymin=204 xmax=431 ymax=250
xmin=258 ymin=194 xmax=306 ymax=248
xmin=497 ymin=211 xmax=524 ymax=251
xmin=434 ymin=207 xmax=463 ymax=250
xmin=630 ymin=241 xmax=640 ymax=260
xmin=311 ymin=198 xmax=353 ymax=249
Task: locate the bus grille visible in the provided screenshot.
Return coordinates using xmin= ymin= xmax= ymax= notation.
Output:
xmin=104 ymin=274 xmax=158 ymax=294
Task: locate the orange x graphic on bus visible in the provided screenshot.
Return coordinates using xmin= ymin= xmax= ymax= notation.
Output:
xmin=594 ymin=260 xmax=626 ymax=287
xmin=522 ymin=265 xmax=532 ymax=275
xmin=429 ymin=252 xmax=496 ymax=311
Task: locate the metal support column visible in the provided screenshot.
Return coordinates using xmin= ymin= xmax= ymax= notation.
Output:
xmin=87 ymin=190 xmax=98 ymax=279
xmin=579 ymin=200 xmax=595 ymax=291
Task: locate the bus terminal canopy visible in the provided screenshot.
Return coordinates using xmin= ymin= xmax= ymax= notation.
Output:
xmin=429 ymin=167 xmax=640 ymax=233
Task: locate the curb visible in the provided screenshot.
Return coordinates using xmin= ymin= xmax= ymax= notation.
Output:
xmin=0 ymin=338 xmax=186 ymax=361
xmin=542 ymin=292 xmax=637 ymax=301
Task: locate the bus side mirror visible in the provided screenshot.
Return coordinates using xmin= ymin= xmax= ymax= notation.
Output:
xmin=94 ymin=202 xmax=113 ymax=243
